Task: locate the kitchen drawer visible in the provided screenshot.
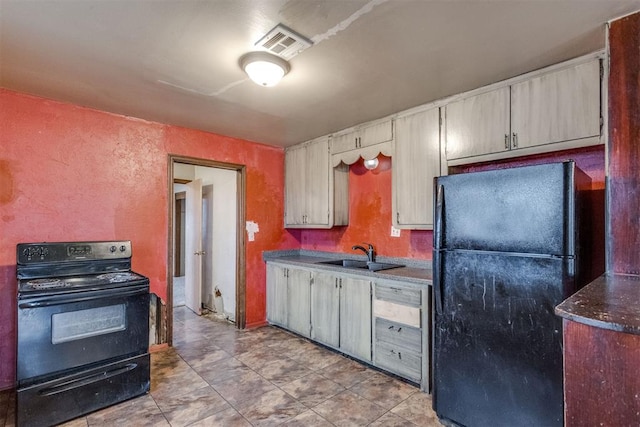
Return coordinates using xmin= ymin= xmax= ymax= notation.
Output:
xmin=374 ymin=341 xmax=422 ymax=383
xmin=375 ymin=318 xmax=421 ymax=353
xmin=373 ymin=298 xmax=421 ymax=327
xmin=374 ymin=283 xmax=421 ymax=306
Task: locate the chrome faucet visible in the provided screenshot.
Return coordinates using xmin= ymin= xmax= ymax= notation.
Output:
xmin=352 ymin=243 xmax=375 ymax=263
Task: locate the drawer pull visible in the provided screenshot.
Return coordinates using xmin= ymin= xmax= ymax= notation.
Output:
xmin=390 ymin=349 xmax=402 ymax=359
xmin=387 ymin=325 xmax=402 ymax=332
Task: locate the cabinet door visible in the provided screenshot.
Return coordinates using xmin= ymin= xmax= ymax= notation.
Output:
xmin=304 ymin=137 xmax=330 ymax=226
xmin=511 ymin=59 xmax=600 ymax=149
xmin=287 ymin=268 xmax=311 ymax=337
xmin=359 ymin=120 xmax=393 ymax=148
xmin=339 ymin=277 xmax=372 ymax=362
xmin=310 ymin=271 xmax=340 ymax=348
xmin=284 ymin=146 xmax=305 ymax=225
xmin=445 ymin=87 xmax=510 ymax=160
xmin=393 ymin=108 xmax=440 ymax=229
xmin=331 ymin=130 xmax=358 ymax=154
xmin=266 ymin=264 xmax=288 ymax=326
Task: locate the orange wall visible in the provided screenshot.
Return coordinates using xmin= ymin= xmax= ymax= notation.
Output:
xmin=0 ymin=89 xmax=298 ymax=389
xmin=293 ymin=155 xmax=432 ymax=259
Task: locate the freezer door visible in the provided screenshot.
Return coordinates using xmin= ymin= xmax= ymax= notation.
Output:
xmin=432 ymin=251 xmax=572 ymax=427
xmin=435 ymin=161 xmax=578 ymax=256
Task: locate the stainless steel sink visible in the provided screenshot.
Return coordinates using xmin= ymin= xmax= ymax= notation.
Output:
xmin=318 ymin=259 xmax=404 ymax=272
xmin=319 ymin=259 xmax=368 ymax=268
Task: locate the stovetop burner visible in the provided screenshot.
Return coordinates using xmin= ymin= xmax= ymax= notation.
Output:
xmin=26 ymin=278 xmax=66 ymax=290
xmin=96 ymin=272 xmax=140 ymax=283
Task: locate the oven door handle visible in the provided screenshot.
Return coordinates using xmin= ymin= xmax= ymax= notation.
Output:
xmin=19 ymin=285 xmax=149 ymax=308
xmin=39 ymin=363 xmax=139 ymax=396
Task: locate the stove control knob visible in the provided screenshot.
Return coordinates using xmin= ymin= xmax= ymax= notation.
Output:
xmin=109 ymin=245 xmax=117 ymax=253
xmin=120 ymin=245 xmax=127 ymax=252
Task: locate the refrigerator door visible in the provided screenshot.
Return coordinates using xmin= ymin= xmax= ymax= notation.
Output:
xmin=433 ymin=250 xmax=571 ymax=427
xmin=435 ymin=161 xmax=576 ymax=256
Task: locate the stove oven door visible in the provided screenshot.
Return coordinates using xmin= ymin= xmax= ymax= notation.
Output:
xmin=17 ymin=283 xmax=149 ymax=383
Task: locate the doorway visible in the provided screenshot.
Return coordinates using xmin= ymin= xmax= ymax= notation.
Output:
xmin=168 ymin=155 xmax=246 ymax=345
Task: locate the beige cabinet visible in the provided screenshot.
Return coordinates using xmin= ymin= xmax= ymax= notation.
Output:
xmin=266 ymin=264 xmax=311 ymax=338
xmin=310 ymin=271 xmax=372 ymax=362
xmin=339 ymin=276 xmax=372 ymax=362
xmin=287 ymin=269 xmax=312 ymax=337
xmin=445 ymin=58 xmax=601 ymax=163
xmin=285 ymin=136 xmax=348 ymax=228
xmin=393 ymin=107 xmax=441 ymax=230
xmin=310 ymin=270 xmax=340 ymax=348
xmin=444 ymin=87 xmax=510 ymax=160
xmin=331 ymin=119 xmax=393 ymax=154
xmin=510 ymin=59 xmax=601 ymax=149
xmin=372 ymin=279 xmax=429 ymax=391
xmin=267 ymin=261 xmax=429 ymax=386
xmin=266 ymin=263 xmax=288 ymax=327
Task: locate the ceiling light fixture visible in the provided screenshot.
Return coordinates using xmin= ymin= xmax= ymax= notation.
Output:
xmin=364 ymin=158 xmax=379 ymax=170
xmin=240 ymin=52 xmax=290 ymax=87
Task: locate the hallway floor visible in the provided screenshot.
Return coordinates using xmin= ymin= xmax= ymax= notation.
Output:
xmin=2 ymin=306 xmax=443 ymax=426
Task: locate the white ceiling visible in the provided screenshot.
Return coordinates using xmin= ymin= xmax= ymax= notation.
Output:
xmin=2 ymin=0 xmax=639 ymax=148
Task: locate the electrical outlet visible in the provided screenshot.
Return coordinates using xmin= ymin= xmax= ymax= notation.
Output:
xmin=390 ymin=226 xmax=401 ymax=237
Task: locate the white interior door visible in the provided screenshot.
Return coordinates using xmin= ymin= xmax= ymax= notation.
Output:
xmin=185 ymin=178 xmax=203 ymax=315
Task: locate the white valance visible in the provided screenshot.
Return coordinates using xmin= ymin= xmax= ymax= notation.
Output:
xmin=331 ymin=141 xmax=393 ymax=167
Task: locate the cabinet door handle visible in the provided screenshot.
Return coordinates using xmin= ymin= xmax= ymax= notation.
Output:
xmin=504 ymin=133 xmax=509 ymax=149
xmin=397 ymin=327 xmax=402 ymax=333
xmin=512 ymin=132 xmax=518 ymax=148
xmin=388 ymin=325 xmax=394 ymax=330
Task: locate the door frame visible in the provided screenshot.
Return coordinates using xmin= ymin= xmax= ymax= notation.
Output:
xmin=167 ymin=155 xmax=247 ymax=344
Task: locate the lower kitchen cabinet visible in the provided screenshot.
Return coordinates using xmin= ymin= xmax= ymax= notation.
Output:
xmin=287 ymin=268 xmax=312 ymax=337
xmin=372 ymin=279 xmax=429 ymax=391
xmin=310 ymin=271 xmax=340 ymax=348
xmin=310 ymin=271 xmax=372 ymax=362
xmin=266 ymin=263 xmax=288 ymax=326
xmin=266 ymin=263 xmax=311 ymax=337
xmin=266 ymin=261 xmax=428 ymax=390
xmin=338 ymin=276 xmax=372 ymax=362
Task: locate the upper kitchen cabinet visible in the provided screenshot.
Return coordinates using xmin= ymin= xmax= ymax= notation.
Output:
xmin=445 ymin=55 xmax=602 ymax=165
xmin=331 ymin=119 xmax=393 ymax=155
xmin=393 ymin=107 xmax=442 ymax=230
xmin=285 ymin=136 xmax=348 ymax=228
xmin=510 ymin=59 xmax=600 ymax=150
xmin=444 ymin=87 xmax=510 ymax=160
xmin=330 ymin=118 xmax=394 ymax=168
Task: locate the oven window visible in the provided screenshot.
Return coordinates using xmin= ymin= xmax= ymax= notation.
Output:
xmin=51 ymin=304 xmax=127 ymax=344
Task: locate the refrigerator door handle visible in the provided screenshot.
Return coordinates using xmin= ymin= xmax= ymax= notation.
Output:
xmin=433 ymin=250 xmax=443 ymax=315
xmin=434 ymin=184 xmax=444 ymax=250
xmin=433 ymin=183 xmax=445 ymax=315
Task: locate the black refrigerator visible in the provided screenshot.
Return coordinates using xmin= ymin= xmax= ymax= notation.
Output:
xmin=432 ymin=161 xmax=601 ymax=427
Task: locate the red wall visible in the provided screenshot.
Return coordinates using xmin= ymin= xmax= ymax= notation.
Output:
xmin=294 ymin=155 xmax=432 ymax=260
xmin=0 ymin=89 xmax=298 ymax=390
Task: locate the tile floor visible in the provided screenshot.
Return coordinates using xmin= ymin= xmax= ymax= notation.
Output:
xmin=1 ymin=307 xmax=443 ymax=426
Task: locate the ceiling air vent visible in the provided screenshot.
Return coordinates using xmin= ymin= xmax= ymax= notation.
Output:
xmin=255 ymin=24 xmax=313 ymax=60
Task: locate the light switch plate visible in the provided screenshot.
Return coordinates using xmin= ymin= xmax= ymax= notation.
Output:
xmin=390 ymin=226 xmax=401 ymax=237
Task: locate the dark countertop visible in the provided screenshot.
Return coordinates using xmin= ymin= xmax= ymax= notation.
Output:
xmin=263 ymin=250 xmax=432 ymax=286
xmin=555 ymin=273 xmax=640 ymax=335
